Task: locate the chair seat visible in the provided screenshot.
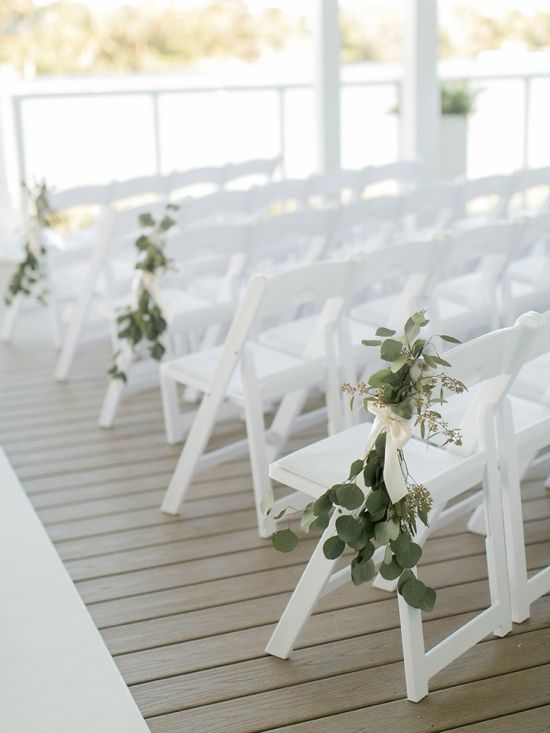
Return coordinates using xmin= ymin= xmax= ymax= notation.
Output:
xmin=269 ymin=421 xmax=483 ymax=505
xmin=259 ymin=315 xmax=376 ymax=358
xmin=162 ymin=341 xmax=319 ymax=401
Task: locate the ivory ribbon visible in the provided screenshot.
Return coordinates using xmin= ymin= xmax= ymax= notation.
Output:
xmin=356 ymin=404 xmax=413 ymax=505
xmin=131 ymin=270 xmax=169 ymax=316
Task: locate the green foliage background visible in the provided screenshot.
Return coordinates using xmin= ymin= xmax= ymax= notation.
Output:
xmin=2 ymin=1 xmax=550 ymax=77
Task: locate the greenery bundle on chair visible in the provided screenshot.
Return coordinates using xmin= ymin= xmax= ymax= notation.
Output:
xmin=109 ymin=204 xmax=178 ymax=382
xmin=5 ymin=181 xmax=57 ymax=306
xmin=269 ymin=311 xmax=465 ymax=612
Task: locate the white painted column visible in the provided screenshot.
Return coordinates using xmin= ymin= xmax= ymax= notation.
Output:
xmin=314 ymin=0 xmax=341 ymax=172
xmin=400 ymin=0 xmax=440 ymax=181
xmin=0 ymin=66 xmax=19 ymax=250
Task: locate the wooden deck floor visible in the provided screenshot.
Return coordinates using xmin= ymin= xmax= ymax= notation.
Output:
xmin=1 ymin=309 xmax=549 ymax=733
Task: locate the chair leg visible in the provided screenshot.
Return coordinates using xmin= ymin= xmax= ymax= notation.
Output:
xmin=241 ymin=351 xmax=276 ymax=538
xmin=498 ymin=404 xmax=531 ymax=623
xmin=397 ymin=589 xmax=429 ymax=702
xmin=160 ymin=370 xmax=185 ymax=444
xmin=1 ymin=295 xmax=22 ymax=343
xmin=265 ymin=518 xmax=339 ymax=659
xmin=161 ymin=391 xmax=223 ymax=515
xmin=98 ymin=345 xmax=133 ymax=428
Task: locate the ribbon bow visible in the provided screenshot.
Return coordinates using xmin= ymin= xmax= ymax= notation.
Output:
xmin=356 ymin=404 xmax=413 ymax=505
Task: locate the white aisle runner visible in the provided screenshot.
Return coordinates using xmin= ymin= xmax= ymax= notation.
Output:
xmin=0 ymin=447 xmax=150 ymax=733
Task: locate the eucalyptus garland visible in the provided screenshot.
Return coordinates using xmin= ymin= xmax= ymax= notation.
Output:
xmin=5 ymin=180 xmax=56 ymax=306
xmin=108 ymin=204 xmax=178 ymax=382
xmin=269 ymin=311 xmax=465 ymax=612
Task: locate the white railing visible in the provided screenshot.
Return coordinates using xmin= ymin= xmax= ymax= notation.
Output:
xmin=6 ymin=66 xmax=550 ymax=197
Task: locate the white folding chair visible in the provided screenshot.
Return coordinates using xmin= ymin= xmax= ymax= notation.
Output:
xmin=110 ymin=174 xmax=171 ymax=206
xmin=54 ymin=202 xmax=166 ymax=380
xmin=468 ymin=310 xmax=550 ymax=622
xmin=99 ymin=222 xmax=250 ymax=428
xmin=430 ymin=220 xmax=523 ymax=337
xmin=159 ymin=260 xmax=358 ymax=536
xmin=400 ymin=181 xmax=461 ymax=237
xmin=306 ymin=169 xmax=366 ymax=206
xmin=456 ymin=173 xmax=515 ymax=227
xmin=265 ymin=313 xmax=542 ymax=703
xmin=327 ymin=194 xmax=405 ymax=257
xmin=509 ymin=166 xmax=550 ymax=215
xmin=500 ymin=212 xmax=550 ymax=324
xmin=1 ymin=182 xmax=113 ymax=346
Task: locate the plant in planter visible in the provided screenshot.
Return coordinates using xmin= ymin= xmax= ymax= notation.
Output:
xmin=440 ymin=80 xmax=480 ymax=179
xmin=5 ymin=180 xmax=58 ymax=306
xmin=108 ymin=204 xmax=178 ymax=382
xmin=268 ymin=311 xmax=465 ymax=612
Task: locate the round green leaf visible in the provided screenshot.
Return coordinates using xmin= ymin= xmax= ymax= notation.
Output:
xmin=348 ymin=459 xmax=365 ymax=479
xmin=348 ymin=528 xmax=369 ymax=551
xmin=380 ymin=338 xmax=403 ymax=362
xmin=313 ymin=493 xmax=333 ymax=516
xmin=399 ymin=577 xmax=436 ymax=611
xmin=379 ymin=557 xmax=403 ymax=581
xmin=374 ymin=521 xmax=390 ymax=545
xmin=335 ymin=515 xmax=362 ymax=544
xmin=335 ymin=483 xmax=364 ymax=510
xmin=299 ymin=504 xmax=316 ymax=532
xmin=323 ymin=536 xmax=345 ymax=560
xmin=351 ymin=557 xmax=375 ymax=585
xmin=310 ymin=513 xmax=330 ymax=532
xmin=366 ymin=489 xmax=388 ymax=516
xmin=272 ymin=529 xmax=298 ymax=553
xmin=395 ymin=540 xmax=422 ymax=569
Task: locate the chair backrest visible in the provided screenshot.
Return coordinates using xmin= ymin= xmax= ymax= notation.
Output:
xmin=201 ymin=260 xmax=355 ymax=399
xmin=169 ymin=165 xmax=224 ymax=196
xmin=248 ymin=209 xmax=337 ymax=270
xmin=251 ymin=179 xmax=309 ymax=214
xmin=444 ymin=312 xmax=544 ymax=453
xmin=512 ymin=210 xmax=550 ymax=261
xmin=364 ymin=160 xmax=422 ymax=194
xmin=459 ymin=174 xmax=515 ymax=220
xmin=329 ymin=195 xmax=404 ymax=254
xmin=222 ymin=157 xmax=280 ymax=188
xmin=111 ymin=174 xmax=170 ymax=204
xmin=306 ymin=169 xmax=365 ymax=204
xmin=437 ymin=220 xmax=522 ymax=307
xmin=401 ymin=181 xmax=461 ymax=233
xmin=510 ymin=166 xmax=550 ymax=213
xmin=350 ymin=237 xmax=440 ymax=324
xmin=179 ymin=190 xmax=254 ymax=227
xmin=48 ymin=183 xmax=113 ymax=211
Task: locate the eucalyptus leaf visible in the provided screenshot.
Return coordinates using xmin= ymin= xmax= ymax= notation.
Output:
xmin=379 ymin=557 xmax=403 ymax=580
xmin=335 ymin=483 xmax=364 ymax=510
xmin=376 ymin=326 xmax=396 ymax=337
xmin=336 ymin=515 xmax=363 ymax=544
xmin=380 ymin=338 xmax=403 ymax=362
xmin=272 ymin=528 xmax=298 ymax=553
xmin=351 ymin=557 xmax=375 ymax=585
xmin=323 ymin=536 xmax=345 ymax=560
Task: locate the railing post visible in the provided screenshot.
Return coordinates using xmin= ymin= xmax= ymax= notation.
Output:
xmin=151 ymin=91 xmax=162 ymax=175
xmin=522 ymin=76 xmax=531 ymax=170
xmin=13 ymin=96 xmax=28 ymax=227
xmin=278 ymin=86 xmax=286 ymax=178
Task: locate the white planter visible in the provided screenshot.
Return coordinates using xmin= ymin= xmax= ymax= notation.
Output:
xmin=440 ymin=114 xmax=467 ymax=180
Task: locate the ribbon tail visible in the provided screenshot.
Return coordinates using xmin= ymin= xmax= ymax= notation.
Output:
xmin=383 ymin=433 xmax=408 ymax=505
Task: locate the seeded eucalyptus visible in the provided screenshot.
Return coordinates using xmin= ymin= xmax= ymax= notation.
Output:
xmin=108 ymin=205 xmax=178 ymax=382
xmin=5 ymin=180 xmax=56 ymax=306
xmin=270 ymin=311 xmax=465 ymax=612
